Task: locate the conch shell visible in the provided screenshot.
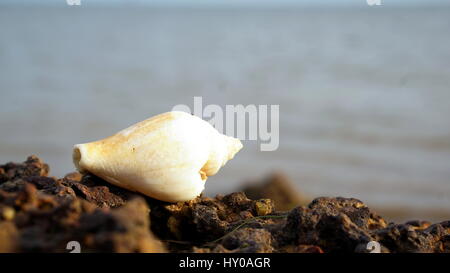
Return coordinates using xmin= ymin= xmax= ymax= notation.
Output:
xmin=73 ymin=111 xmax=243 ymax=202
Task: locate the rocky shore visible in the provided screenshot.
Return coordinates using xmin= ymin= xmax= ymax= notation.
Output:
xmin=0 ymin=156 xmax=449 ymax=253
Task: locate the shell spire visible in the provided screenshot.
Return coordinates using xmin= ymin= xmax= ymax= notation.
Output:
xmin=225 ymin=135 xmax=243 ymax=161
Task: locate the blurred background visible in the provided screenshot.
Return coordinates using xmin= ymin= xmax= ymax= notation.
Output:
xmin=1 ymin=0 xmax=449 ymax=221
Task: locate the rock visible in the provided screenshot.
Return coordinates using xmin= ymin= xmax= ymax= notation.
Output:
xmin=24 ymin=176 xmax=76 ymax=200
xmin=0 ymin=222 xmax=19 ymax=252
xmin=76 ymin=197 xmax=165 ymax=253
xmin=1 ymin=156 xmax=449 ymax=253
xmin=0 ymin=206 xmax=15 ymax=221
xmin=64 ymin=174 xmax=138 ymax=208
xmin=64 ymin=172 xmax=82 ymax=182
xmin=279 ymin=244 xmax=324 ymax=253
xmin=254 ymin=199 xmax=274 ymax=216
xmin=0 ymin=155 xmax=49 ymax=184
xmin=281 ymin=197 xmax=387 ymax=252
xmin=404 ymin=220 xmax=432 ymax=230
xmin=373 ymin=223 xmax=438 ymax=253
xmin=0 ymin=156 xmax=165 ymax=253
xmin=9 ymin=184 xmax=164 ymax=253
xmin=148 ymin=192 xmax=279 ymax=246
xmin=220 ymin=228 xmax=274 ymax=253
xmin=308 ymin=197 xmax=387 ymax=230
xmin=427 ymin=221 xmax=450 ymax=253
xmin=242 ymin=173 xmax=306 ymax=211
xmin=315 ymin=213 xmax=373 ymax=252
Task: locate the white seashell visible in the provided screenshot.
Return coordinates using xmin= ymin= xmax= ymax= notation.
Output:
xmin=73 ymin=111 xmax=243 ymax=202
